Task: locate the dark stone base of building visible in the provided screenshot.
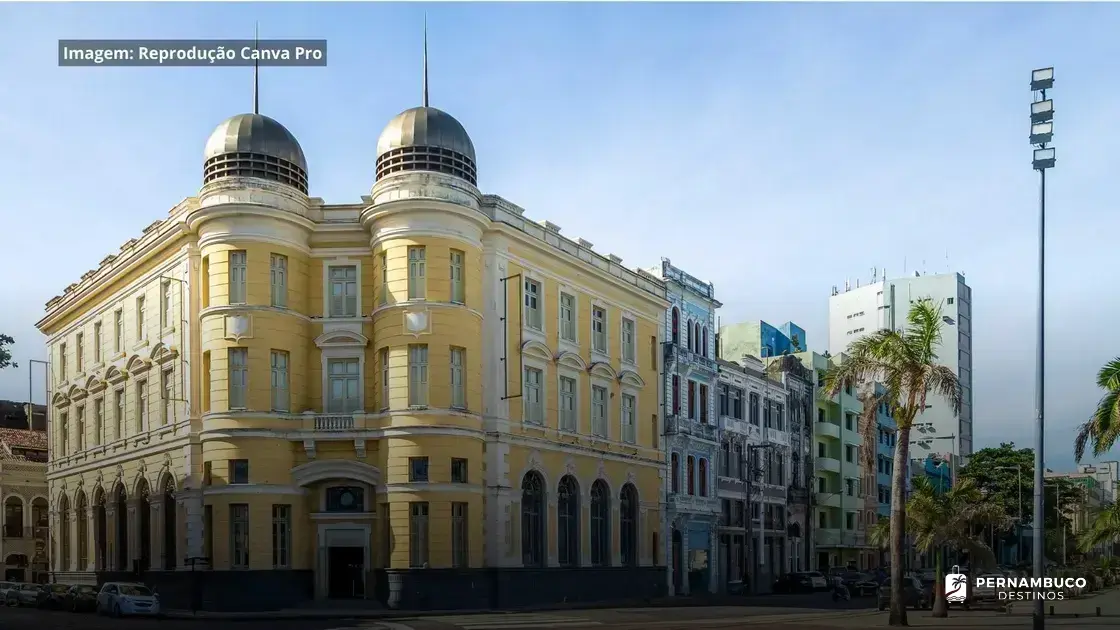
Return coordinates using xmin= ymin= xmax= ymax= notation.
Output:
xmin=96 ymin=569 xmax=313 ymax=612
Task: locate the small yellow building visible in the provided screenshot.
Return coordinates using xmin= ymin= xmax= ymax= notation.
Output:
xmin=1 ymin=428 xmax=50 ymax=583
xmin=38 ymin=99 xmax=668 ymax=610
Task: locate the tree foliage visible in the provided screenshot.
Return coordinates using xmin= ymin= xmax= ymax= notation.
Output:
xmin=1075 ymin=358 xmax=1120 ymax=462
xmin=1079 ymin=502 xmax=1120 ymax=553
xmin=960 ymin=443 xmax=1082 ymax=531
xmin=0 ymin=333 xmax=16 ymax=370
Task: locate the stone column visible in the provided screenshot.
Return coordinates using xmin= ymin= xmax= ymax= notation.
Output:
xmin=149 ymin=495 xmax=165 ymax=569
xmin=85 ymin=508 xmax=97 ymax=571
xmin=67 ymin=509 xmax=80 ymax=572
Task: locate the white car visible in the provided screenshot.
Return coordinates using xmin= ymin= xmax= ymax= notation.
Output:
xmin=96 ymin=582 xmax=160 ymax=617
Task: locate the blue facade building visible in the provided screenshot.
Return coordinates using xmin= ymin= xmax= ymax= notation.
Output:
xmin=650 ymin=258 xmax=721 ymax=596
xmin=874 ymin=386 xmax=897 ymax=521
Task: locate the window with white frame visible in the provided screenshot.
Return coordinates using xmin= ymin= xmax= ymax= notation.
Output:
xmin=114 ymin=310 xmax=123 ymax=353
xmin=451 ymin=502 xmax=468 ymax=567
xmin=409 ymin=502 xmax=430 ymax=567
xmin=270 ymin=350 xmax=289 ymax=412
xmin=379 ymin=252 xmax=389 ymax=305
xmin=327 ymin=358 xmax=360 ymax=413
xmin=524 ymin=279 xmax=542 ymax=330
xmin=228 ymin=348 xmax=248 ymax=409
xmin=408 ymin=247 xmax=426 ymax=299
xmin=229 ymin=251 xmax=247 ymax=304
xmin=76 ymin=405 xmax=85 ymax=451
xmin=93 ymin=398 xmax=103 ymax=446
xmin=230 ymin=504 xmax=249 ymax=568
xmin=93 ymin=322 xmax=102 ymax=363
xmin=621 ymin=393 xmax=636 ymax=443
xmin=559 ymin=292 xmax=576 ymax=342
xmin=161 ymin=280 xmax=172 ymax=327
xmin=76 ymin=333 xmax=84 ymax=372
xmin=449 ymin=249 xmax=465 ymax=303
xmin=559 ymin=376 xmax=577 ymax=432
xmin=329 ymin=266 xmax=358 ymax=317
xmin=408 ymin=345 xmax=428 ymax=407
xmin=450 ymin=347 xmax=466 ymax=409
xmin=136 ymin=379 xmax=148 ymax=431
xmin=136 ymin=296 xmax=146 ymax=341
xmin=592 ymin=306 xmax=607 ymax=353
xmin=621 ymin=318 xmax=636 ymax=364
xmin=60 ymin=411 xmax=69 ymax=454
xmin=591 ymin=385 xmax=608 ymax=437
xmin=271 ymin=504 xmax=291 ymax=568
xmin=114 ymin=390 xmax=123 ymax=440
xmin=523 ymin=367 xmax=543 ymax=425
xmin=162 ymin=367 xmax=174 ymax=424
xmin=379 ymin=348 xmax=390 ymax=410
xmin=270 ymin=254 xmax=287 ymax=308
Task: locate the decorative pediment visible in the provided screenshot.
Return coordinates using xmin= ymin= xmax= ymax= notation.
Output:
xmin=124 ymin=354 xmax=152 ymax=375
xmin=555 ymin=351 xmax=587 ymax=371
xmin=619 ymin=369 xmax=646 ymax=388
xmin=67 ymin=384 xmax=88 ymax=402
xmin=85 ymin=375 xmax=107 ymax=393
xmin=588 ymin=361 xmax=617 ymax=381
xmin=51 ymin=391 xmax=70 ymax=407
xmin=149 ymin=342 xmax=179 ymax=365
xmin=291 ymin=459 xmax=381 ymax=488
xmin=314 ymin=330 xmax=370 ymax=349
xmin=521 ymin=339 xmax=553 ymax=363
xmin=105 ymin=365 xmax=127 ymax=385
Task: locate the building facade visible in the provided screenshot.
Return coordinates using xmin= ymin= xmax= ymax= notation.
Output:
xmin=714 ymin=356 xmax=792 ymax=593
xmin=38 ymin=99 xmax=667 ymax=611
xmin=874 ymin=386 xmax=897 ymax=545
xmin=1 ymin=428 xmax=50 ymax=583
xmin=762 ymin=353 xmax=814 ymax=575
xmin=828 ymin=272 xmax=973 ymax=460
xmin=647 ymin=260 xmax=719 ymax=596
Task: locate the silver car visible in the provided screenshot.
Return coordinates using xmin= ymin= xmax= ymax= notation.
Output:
xmin=6 ymin=583 xmax=42 ymax=606
xmin=95 ymin=582 xmax=161 ymax=617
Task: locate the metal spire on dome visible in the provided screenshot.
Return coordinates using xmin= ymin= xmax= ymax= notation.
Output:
xmin=253 ymin=23 xmax=260 ymax=114
xmin=423 ymin=14 xmax=429 ymax=107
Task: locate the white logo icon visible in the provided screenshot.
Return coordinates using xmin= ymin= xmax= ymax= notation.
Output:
xmin=945 ymin=565 xmax=968 ymax=603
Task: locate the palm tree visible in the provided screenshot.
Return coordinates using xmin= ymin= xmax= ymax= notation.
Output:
xmin=1078 ymin=502 xmax=1120 ymax=555
xmin=823 ymin=298 xmax=962 ymax=626
xmin=1075 ymin=358 xmax=1120 ymax=462
xmin=869 ymin=516 xmax=890 ymax=567
xmin=907 ymin=477 xmax=1008 ymax=617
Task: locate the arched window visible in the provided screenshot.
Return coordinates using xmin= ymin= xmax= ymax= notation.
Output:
xmin=521 ymin=472 xmax=545 ymax=567
xmin=557 ymin=476 xmax=580 ymax=566
xmin=671 ymin=453 xmax=680 ymax=493
xmin=75 ymin=492 xmax=88 ymax=571
xmin=672 ymin=375 xmax=680 ymax=414
xmin=3 ymin=496 xmax=24 ymax=538
xmin=699 ymin=459 xmax=709 ymax=496
xmin=694 ymin=323 xmax=701 ymax=352
xmin=620 ymin=483 xmax=639 ymax=566
xmin=671 ymin=308 xmax=680 ymax=345
xmin=686 ymin=321 xmax=692 ymax=351
xmin=58 ymin=494 xmax=70 ymax=572
xmin=702 ymin=327 xmax=709 ymax=358
xmin=686 ymin=456 xmax=695 ymax=495
xmin=590 ymin=480 xmax=610 ymax=566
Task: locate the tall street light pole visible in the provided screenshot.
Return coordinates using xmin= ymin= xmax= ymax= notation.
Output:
xmin=1029 ymin=66 xmax=1055 ymax=630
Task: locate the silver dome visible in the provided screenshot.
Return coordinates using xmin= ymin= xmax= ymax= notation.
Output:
xmin=375 ymin=107 xmax=477 ymax=184
xmin=204 ymin=113 xmax=308 ymax=171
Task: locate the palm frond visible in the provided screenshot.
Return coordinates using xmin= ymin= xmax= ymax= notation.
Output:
xmin=1075 ymin=389 xmax=1120 ymax=462
xmin=1078 ymin=502 xmax=1120 ymax=552
xmin=1096 ymin=358 xmax=1120 ymax=391
xmin=904 ymin=298 xmax=945 ymax=365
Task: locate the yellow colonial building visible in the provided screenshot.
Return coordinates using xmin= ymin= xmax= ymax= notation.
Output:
xmin=37 ymin=97 xmax=668 ymax=610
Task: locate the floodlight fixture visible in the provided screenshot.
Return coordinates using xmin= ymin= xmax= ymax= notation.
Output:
xmin=1033 ymin=147 xmax=1056 ymax=171
xmin=1031 ymin=67 xmax=1054 ymax=92
xmin=1030 ymin=121 xmax=1053 ymax=146
xmin=1031 ymin=99 xmax=1054 ymax=123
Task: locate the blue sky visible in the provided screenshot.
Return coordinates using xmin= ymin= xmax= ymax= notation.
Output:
xmin=2 ymin=3 xmax=1119 ymax=472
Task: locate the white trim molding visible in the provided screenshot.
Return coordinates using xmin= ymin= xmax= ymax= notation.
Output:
xmin=292 ymin=459 xmax=382 ymax=488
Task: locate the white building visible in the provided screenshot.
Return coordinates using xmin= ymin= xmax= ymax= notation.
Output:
xmin=827 ymin=272 xmax=973 ymax=460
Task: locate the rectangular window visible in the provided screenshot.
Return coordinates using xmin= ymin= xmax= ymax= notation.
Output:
xmin=719 ymin=385 xmax=728 ymax=417
xmin=228 ymin=348 xmax=248 ymax=409
xmin=114 ymin=310 xmax=123 ymax=353
xmin=379 ymin=348 xmax=390 ymax=410
xmin=271 ymin=351 xmax=290 ymax=412
xmin=451 ymin=458 xmax=468 ymax=483
xmin=749 ymin=393 xmax=760 ymax=426
xmin=136 ymin=379 xmax=148 ymax=432
xmin=523 ymin=367 xmax=543 ymax=425
xmin=229 ymin=459 xmax=250 ymax=484
xmin=559 ymin=376 xmax=577 ymax=431
xmin=591 ymin=385 xmax=608 ymax=437
xmin=732 ymin=388 xmax=743 ymax=420
xmin=621 ymin=318 xmax=636 ymax=364
xmin=114 ymin=390 xmax=123 ymax=440
xmin=408 ymin=345 xmax=429 ymax=407
xmin=380 ymin=252 xmax=389 ymax=305
xmin=60 ymin=411 xmax=69 ymax=454
xmin=449 ymin=249 xmax=465 ymax=303
xmin=229 ymin=251 xmax=247 ymax=305
xmin=621 ymin=393 xmax=636 ymax=444
xmin=161 ymin=367 xmax=174 ymax=424
xmin=524 ymin=279 xmax=542 ymax=330
xmin=93 ymin=322 xmax=102 ymax=363
xmin=329 ymin=266 xmax=358 ymax=317
xmin=700 ymin=385 xmax=709 ymax=424
xmin=450 ymin=347 xmax=466 ymax=409
xmin=409 ymin=457 xmax=429 ymax=482
xmin=271 ymin=504 xmax=291 ymax=568
xmin=76 ymin=406 xmax=85 ymax=451
xmin=93 ymin=398 xmax=103 ymax=446
xmin=327 ymin=358 xmax=360 ymax=413
xmin=409 ymin=502 xmax=429 ymax=567
xmin=451 ymin=502 xmax=468 ymax=568
xmin=75 ymin=333 xmax=84 ymax=372
xmin=230 ymin=504 xmax=249 ymax=568
xmin=270 ymin=254 xmax=288 ymax=308
xmin=59 ymin=342 xmax=67 ymax=381
xmin=763 ymin=400 xmax=772 ymax=428
xmin=161 ymin=280 xmax=172 ymax=328
xmin=559 ymin=292 xmax=576 ymax=341
xmin=687 ymin=381 xmax=696 ymax=419
xmin=775 ymin=403 xmax=784 ymax=431
xmin=408 ymin=247 xmax=426 ymax=299
xmin=592 ymin=306 xmax=607 ymax=353
xmin=136 ymin=296 xmax=146 ymax=341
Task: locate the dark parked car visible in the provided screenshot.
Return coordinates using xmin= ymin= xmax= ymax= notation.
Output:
xmin=849 ymin=573 xmax=881 ymax=596
xmin=64 ymin=584 xmax=98 ymax=612
xmin=773 ymin=571 xmax=828 ymax=593
xmin=877 ymin=575 xmax=932 ymax=610
xmin=37 ymin=583 xmax=71 ymax=609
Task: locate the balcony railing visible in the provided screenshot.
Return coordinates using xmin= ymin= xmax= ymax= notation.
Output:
xmin=313 ymin=415 xmax=355 ymax=431
xmin=664 ymin=343 xmax=718 ymax=373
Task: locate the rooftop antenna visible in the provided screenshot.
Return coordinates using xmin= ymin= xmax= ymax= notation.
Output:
xmin=253 ymin=23 xmax=260 ymax=114
xmin=422 ymin=14 xmax=429 ymax=107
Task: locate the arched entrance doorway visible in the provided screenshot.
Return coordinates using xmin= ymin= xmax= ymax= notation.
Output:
xmin=136 ymin=478 xmax=151 ymax=572
xmin=93 ymin=489 xmax=107 ymax=570
xmin=114 ymin=484 xmax=128 ymax=571
xmin=4 ymin=554 xmax=28 ymax=582
xmin=162 ymin=475 xmax=176 ymax=569
xmin=671 ymin=528 xmax=683 ymax=595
